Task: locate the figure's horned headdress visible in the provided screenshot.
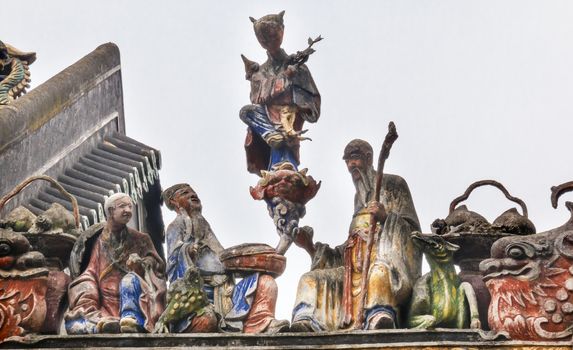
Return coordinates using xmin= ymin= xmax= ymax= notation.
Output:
xmin=249 ymin=11 xmax=285 ymax=40
xmin=249 ymin=10 xmax=285 ymax=27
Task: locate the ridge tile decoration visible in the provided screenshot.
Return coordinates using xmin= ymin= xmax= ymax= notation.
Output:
xmin=0 ymin=41 xmax=35 ymax=105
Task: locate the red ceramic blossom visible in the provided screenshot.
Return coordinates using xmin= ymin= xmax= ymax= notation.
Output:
xmin=249 ymin=168 xmax=320 ymax=205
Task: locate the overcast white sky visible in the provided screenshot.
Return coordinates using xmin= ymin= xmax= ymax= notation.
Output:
xmin=4 ymin=0 xmax=573 ymax=321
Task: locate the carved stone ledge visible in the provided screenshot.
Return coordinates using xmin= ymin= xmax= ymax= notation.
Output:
xmin=0 ymin=329 xmax=570 ymax=349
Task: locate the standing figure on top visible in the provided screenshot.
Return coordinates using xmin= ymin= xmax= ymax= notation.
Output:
xmin=239 ymin=11 xmax=323 ymax=255
xmin=239 ymin=10 xmax=321 ymax=174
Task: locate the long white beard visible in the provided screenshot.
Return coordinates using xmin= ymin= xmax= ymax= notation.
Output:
xmin=353 ymin=167 xmax=376 ymax=210
xmin=183 ymin=211 xmax=208 ymax=242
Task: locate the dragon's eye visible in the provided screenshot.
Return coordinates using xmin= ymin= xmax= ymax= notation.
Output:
xmin=0 ymin=243 xmax=11 ymax=256
xmin=507 ymin=246 xmax=526 ymax=260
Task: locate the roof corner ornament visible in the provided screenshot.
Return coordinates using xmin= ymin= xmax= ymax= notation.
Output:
xmin=0 ymin=40 xmax=36 ymax=105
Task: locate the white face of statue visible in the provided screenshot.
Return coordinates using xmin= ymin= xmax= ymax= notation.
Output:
xmin=109 ymin=196 xmax=133 ymax=226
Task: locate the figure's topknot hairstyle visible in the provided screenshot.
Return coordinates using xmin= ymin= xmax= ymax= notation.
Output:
xmin=343 ymin=139 xmax=373 ymax=163
xmin=161 ymin=183 xmax=190 ymax=211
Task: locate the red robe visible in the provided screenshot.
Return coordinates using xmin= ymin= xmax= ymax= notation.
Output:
xmin=66 ymin=226 xmax=166 ymax=332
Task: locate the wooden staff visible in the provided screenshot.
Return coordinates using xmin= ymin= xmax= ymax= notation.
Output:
xmin=355 ymin=121 xmax=398 ymax=328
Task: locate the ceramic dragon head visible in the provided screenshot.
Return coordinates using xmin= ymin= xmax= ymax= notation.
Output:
xmin=480 ymin=182 xmax=573 ymax=340
xmin=480 ymin=229 xmax=573 ymax=340
xmin=411 ymin=231 xmax=460 ymax=267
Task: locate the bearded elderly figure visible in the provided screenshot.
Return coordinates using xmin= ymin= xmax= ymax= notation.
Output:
xmin=65 ymin=193 xmax=166 ymax=334
xmin=161 ymin=184 xmax=289 ymax=334
xmin=291 ymin=139 xmax=422 ymax=331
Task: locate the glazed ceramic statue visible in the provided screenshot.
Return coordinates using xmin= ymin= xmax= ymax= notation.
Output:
xmin=0 ymin=40 xmax=35 ymax=104
xmin=65 ymin=193 xmax=166 ymax=334
xmin=291 ymin=139 xmax=422 ymax=331
xmin=0 ymin=227 xmax=49 ymax=339
xmin=0 ymin=176 xmax=79 ymax=340
xmin=239 ymin=11 xmax=322 ymax=255
xmin=239 ymin=11 xmax=321 ymax=175
xmin=249 ymin=167 xmax=320 ymax=254
xmin=160 ymin=184 xmax=289 ymax=333
xmin=407 ymin=231 xmax=480 ymax=329
xmin=0 ymin=205 xmax=74 ymax=339
xmin=432 ymin=180 xmax=535 ymax=236
xmin=154 ymin=266 xmax=213 ymax=333
xmin=480 ymin=181 xmax=573 ymax=340
xmin=430 ymin=180 xmax=537 ymax=330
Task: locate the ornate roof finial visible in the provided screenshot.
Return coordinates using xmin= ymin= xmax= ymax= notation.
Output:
xmin=0 ymin=41 xmax=36 ymax=105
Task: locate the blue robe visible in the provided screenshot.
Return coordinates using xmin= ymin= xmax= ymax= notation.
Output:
xmin=165 ymin=213 xmax=258 ymax=331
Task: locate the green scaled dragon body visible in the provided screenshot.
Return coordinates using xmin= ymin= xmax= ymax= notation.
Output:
xmin=154 ymin=265 xmax=212 ymax=333
xmin=407 ymin=231 xmax=481 ymax=329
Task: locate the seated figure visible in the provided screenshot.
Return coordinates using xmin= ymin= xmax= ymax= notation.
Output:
xmin=291 ymin=139 xmax=422 ymax=331
xmin=65 ymin=193 xmax=166 ymax=334
xmin=161 ymin=184 xmax=289 ymax=333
